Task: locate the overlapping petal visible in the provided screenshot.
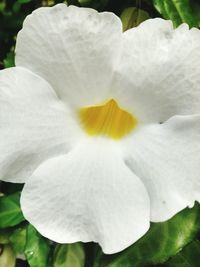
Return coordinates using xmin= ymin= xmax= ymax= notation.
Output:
xmin=122 ymin=115 xmax=200 ymax=222
xmin=112 ymin=19 xmax=200 ymax=123
xmin=21 ymin=139 xmax=150 ymax=254
xmin=15 ymin=4 xmax=122 ymax=107
xmin=0 ymin=67 xmax=80 ymax=183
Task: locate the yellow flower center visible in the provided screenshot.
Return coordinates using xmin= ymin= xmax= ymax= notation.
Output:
xmin=79 ymin=99 xmax=138 ymax=139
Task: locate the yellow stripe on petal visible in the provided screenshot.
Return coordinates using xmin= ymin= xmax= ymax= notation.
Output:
xmin=79 ymin=99 xmax=138 ymax=139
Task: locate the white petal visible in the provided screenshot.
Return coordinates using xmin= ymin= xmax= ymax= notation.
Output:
xmin=0 ymin=67 xmax=80 ymax=183
xmin=16 ymin=4 xmax=122 ymax=107
xmin=122 ymin=115 xmax=200 ymax=222
xmin=112 ymin=19 xmax=200 ymax=123
xmin=21 ymin=139 xmax=150 ymax=254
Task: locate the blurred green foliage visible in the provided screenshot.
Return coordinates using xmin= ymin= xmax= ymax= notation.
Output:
xmin=0 ymin=0 xmax=200 ymax=267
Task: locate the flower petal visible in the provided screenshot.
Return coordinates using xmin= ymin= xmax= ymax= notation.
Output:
xmin=15 ymin=4 xmax=122 ymax=107
xmin=21 ymin=139 xmax=150 ymax=254
xmin=112 ymin=19 xmax=200 ymax=123
xmin=123 ymin=115 xmax=200 ymax=222
xmin=0 ymin=67 xmax=80 ymax=183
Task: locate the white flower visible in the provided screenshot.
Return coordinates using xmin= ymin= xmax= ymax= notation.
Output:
xmin=0 ymin=4 xmax=200 ymax=254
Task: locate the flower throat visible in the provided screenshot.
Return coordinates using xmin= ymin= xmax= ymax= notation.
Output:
xmin=79 ymin=99 xmax=138 ymax=139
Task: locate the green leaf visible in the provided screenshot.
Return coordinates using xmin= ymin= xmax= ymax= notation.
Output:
xmin=0 ymin=244 xmax=16 ymax=267
xmin=24 ymin=224 xmax=50 ymax=267
xmin=9 ymin=225 xmax=27 ymax=254
xmin=0 ymin=192 xmax=25 ymax=228
xmin=94 ymin=203 xmax=200 ymax=267
xmin=53 ymin=243 xmax=85 ymax=267
xmin=163 ymin=240 xmax=200 ymax=267
xmin=153 ymin=0 xmax=198 ymax=28
xmin=120 ymin=7 xmax=150 ymax=31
